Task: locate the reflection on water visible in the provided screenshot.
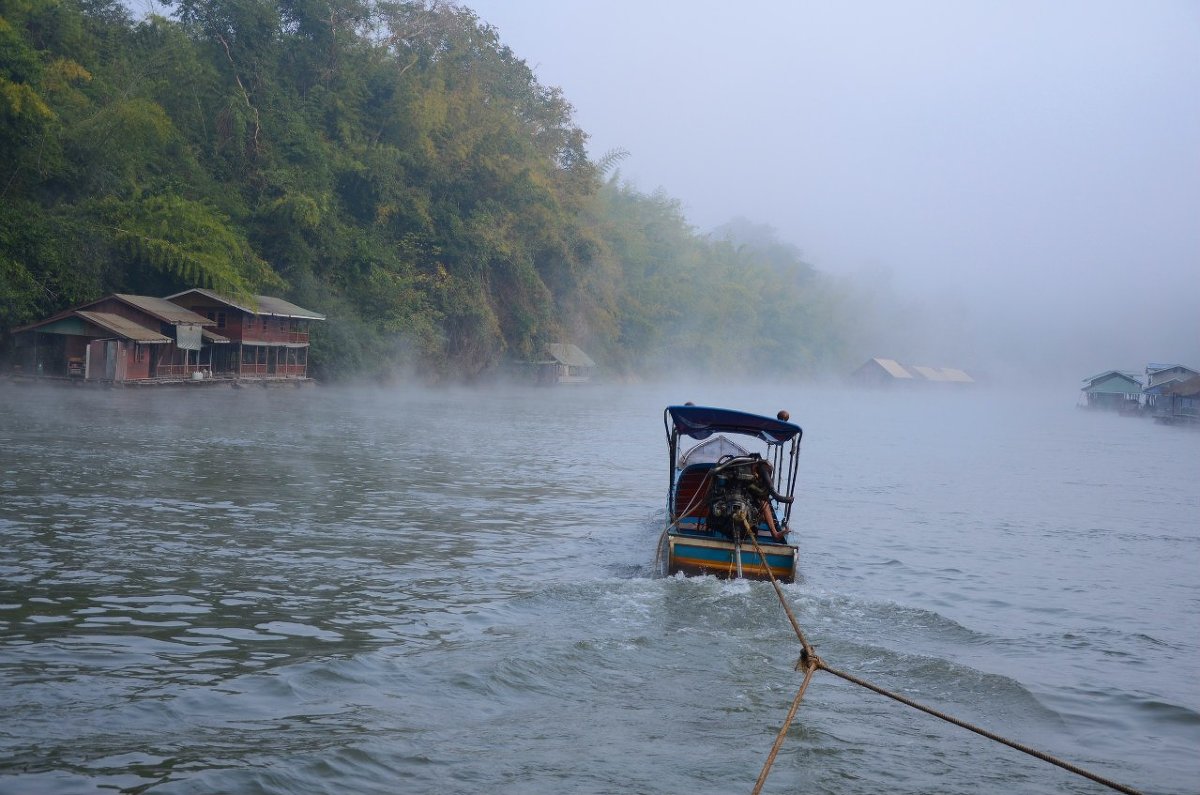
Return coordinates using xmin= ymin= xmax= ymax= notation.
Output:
xmin=0 ymin=383 xmax=1196 ymax=794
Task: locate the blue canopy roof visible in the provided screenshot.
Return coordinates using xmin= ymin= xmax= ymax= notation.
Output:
xmin=667 ymin=405 xmax=802 ymax=444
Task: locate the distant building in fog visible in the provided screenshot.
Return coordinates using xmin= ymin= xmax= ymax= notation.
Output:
xmin=1080 ymin=370 xmax=1143 ymax=410
xmin=524 ymin=342 xmax=596 ymax=385
xmin=848 ymin=357 xmax=974 ymax=387
xmin=1143 ymin=363 xmax=1199 ymax=414
xmin=1153 ymin=375 xmax=1200 ymax=425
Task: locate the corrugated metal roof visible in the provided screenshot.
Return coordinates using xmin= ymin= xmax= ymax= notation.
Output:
xmin=76 ymin=311 xmax=172 ymax=343
xmin=201 ymin=328 xmax=230 ymax=343
xmin=1082 ymin=370 xmax=1142 ymax=386
xmin=164 ymin=288 xmax=326 ymax=320
xmin=907 ymin=364 xmax=975 ymax=382
xmin=873 ymin=358 xmax=913 ymax=378
xmin=911 ymin=365 xmax=946 ymax=381
xmin=547 ymin=342 xmax=596 ymax=368
xmin=1163 ymin=375 xmax=1200 ymax=397
xmin=15 ymin=295 xmax=207 ymax=334
xmin=112 ymin=294 xmax=211 ymax=325
xmin=1145 ymin=376 xmax=1194 ymax=394
xmin=13 ymin=313 xmax=92 ymax=335
xmin=252 ymin=295 xmax=325 ymax=320
xmin=857 ymin=358 xmax=972 ymax=382
xmin=939 ymin=368 xmax=974 ymax=383
xmin=1147 ymin=364 xmax=1198 ymax=377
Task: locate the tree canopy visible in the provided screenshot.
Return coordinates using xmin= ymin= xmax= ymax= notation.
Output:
xmin=0 ymin=0 xmax=855 ymax=380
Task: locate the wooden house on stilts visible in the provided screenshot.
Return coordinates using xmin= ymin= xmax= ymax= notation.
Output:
xmin=529 ymin=343 xmax=597 ymax=385
xmin=165 ymin=290 xmax=325 ymax=380
xmin=11 ymin=294 xmax=220 ymax=382
xmin=9 ymin=290 xmax=324 ymax=385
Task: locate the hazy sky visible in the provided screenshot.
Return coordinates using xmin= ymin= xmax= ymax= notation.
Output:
xmin=466 ymin=0 xmax=1199 ymax=374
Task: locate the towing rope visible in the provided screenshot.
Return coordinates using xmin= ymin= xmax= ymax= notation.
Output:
xmin=743 ymin=533 xmax=1146 ymax=795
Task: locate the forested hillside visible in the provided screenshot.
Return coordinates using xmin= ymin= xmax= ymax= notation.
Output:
xmin=1 ymin=0 xmax=854 ymax=381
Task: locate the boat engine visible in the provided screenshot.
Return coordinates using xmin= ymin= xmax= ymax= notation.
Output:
xmin=708 ymin=456 xmax=768 ymax=539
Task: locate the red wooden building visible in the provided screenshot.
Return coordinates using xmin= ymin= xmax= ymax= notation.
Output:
xmin=165 ymin=289 xmax=325 ymax=379
xmin=11 ymin=294 xmax=221 ymax=382
xmin=10 ymin=290 xmax=323 ymax=383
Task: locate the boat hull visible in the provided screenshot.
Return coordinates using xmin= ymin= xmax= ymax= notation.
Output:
xmin=667 ymin=533 xmax=797 ymax=582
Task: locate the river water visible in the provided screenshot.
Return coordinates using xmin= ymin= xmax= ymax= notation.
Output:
xmin=0 ymin=382 xmax=1196 ymax=795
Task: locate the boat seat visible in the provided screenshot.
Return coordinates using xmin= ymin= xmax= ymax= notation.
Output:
xmin=674 ymin=463 xmax=714 ymax=519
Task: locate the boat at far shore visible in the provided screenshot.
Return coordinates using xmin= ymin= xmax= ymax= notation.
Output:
xmin=661 ymin=405 xmax=803 ymax=582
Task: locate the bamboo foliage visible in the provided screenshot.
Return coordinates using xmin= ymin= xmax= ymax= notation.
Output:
xmin=97 ymin=194 xmax=280 ymax=299
xmin=0 ymin=0 xmax=857 ymax=380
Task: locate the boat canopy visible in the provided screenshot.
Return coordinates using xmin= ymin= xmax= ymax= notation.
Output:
xmin=667 ymin=405 xmax=802 ymax=444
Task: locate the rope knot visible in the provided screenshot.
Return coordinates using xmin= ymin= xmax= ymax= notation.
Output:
xmin=796 ymin=650 xmax=822 ymax=672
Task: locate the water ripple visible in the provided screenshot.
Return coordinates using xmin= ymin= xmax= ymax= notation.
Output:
xmin=1 ymin=384 xmax=1196 ymax=794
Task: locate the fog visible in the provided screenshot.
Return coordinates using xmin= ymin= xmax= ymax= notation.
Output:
xmin=467 ymin=0 xmax=1199 ymax=382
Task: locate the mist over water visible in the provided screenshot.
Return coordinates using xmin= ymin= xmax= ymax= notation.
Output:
xmin=0 ymin=382 xmax=1196 ymax=794
xmin=464 ymin=0 xmax=1200 ymax=378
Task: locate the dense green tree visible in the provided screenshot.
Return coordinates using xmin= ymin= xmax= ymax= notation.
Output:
xmin=0 ymin=0 xmax=856 ymax=380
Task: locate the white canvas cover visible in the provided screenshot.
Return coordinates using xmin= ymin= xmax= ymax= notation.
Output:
xmin=677 ymin=434 xmax=750 ymax=469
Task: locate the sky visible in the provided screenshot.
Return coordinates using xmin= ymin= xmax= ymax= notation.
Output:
xmin=464 ymin=0 xmax=1199 ymax=377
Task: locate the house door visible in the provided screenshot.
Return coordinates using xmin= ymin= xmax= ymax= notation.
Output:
xmin=105 ymin=342 xmax=117 ymax=380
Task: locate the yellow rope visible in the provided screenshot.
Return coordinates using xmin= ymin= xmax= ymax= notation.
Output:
xmin=819 ymin=663 xmax=1147 ymax=795
xmin=751 ymin=656 xmax=818 ymax=795
xmin=743 ymin=534 xmax=1146 ymax=795
xmin=747 ymin=533 xmax=815 ymax=661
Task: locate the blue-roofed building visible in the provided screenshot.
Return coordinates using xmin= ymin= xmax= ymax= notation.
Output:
xmin=1145 ymin=363 xmax=1198 ymax=390
xmin=1144 ymin=364 xmax=1199 ymax=414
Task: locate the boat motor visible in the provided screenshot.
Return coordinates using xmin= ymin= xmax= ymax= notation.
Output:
xmin=707 ymin=454 xmax=793 ymax=541
xmin=707 ymin=455 xmax=766 ymax=539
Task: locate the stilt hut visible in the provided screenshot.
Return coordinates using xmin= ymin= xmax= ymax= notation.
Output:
xmin=10 ymin=294 xmax=215 ymax=382
xmin=1080 ymin=371 xmax=1143 ymax=410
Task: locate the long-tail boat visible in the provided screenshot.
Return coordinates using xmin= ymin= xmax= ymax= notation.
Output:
xmin=662 ymin=405 xmax=803 ymax=582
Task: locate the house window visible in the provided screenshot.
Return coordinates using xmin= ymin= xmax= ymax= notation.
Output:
xmin=216 ymin=311 xmax=226 ymax=329
xmin=262 ymin=316 xmax=268 ymax=330
xmin=135 ymin=344 xmax=145 ymax=362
